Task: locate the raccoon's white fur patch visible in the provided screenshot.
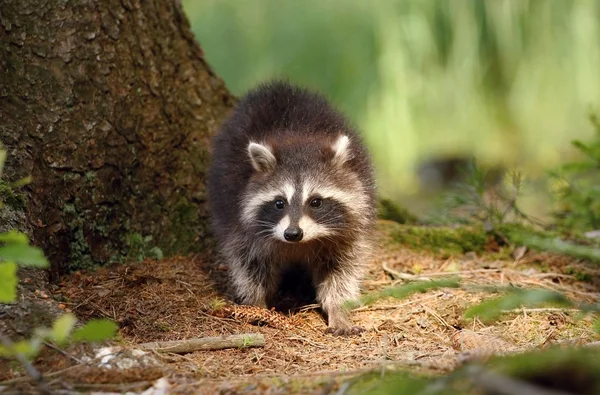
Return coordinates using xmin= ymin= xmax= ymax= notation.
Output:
xmin=273 ymin=215 xmax=291 ymax=242
xmin=229 ymin=256 xmax=267 ymax=306
xmin=331 ymin=135 xmax=351 ymax=166
xmin=241 ymin=182 xmax=295 ymax=225
xmin=299 ymin=215 xmax=331 ymax=241
xmin=316 ymin=234 xmax=371 ymax=319
xmin=302 ymin=178 xmax=370 ymax=224
xmin=284 ymin=184 xmax=295 ymax=204
xmin=248 ymin=142 xmax=276 ymax=172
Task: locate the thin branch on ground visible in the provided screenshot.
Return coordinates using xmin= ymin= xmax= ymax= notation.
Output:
xmin=138 ymin=333 xmax=265 ymax=353
xmin=43 ymin=341 xmax=82 ymax=364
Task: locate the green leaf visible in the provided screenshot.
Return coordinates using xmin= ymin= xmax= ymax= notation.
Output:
xmin=0 ymin=230 xmax=30 ymax=245
xmin=148 ymin=246 xmax=163 ymax=260
xmin=10 ymin=176 xmax=32 ymax=188
xmin=72 ymin=319 xmax=118 ymax=342
xmin=51 ymin=314 xmax=77 ymax=345
xmin=464 ymin=289 xmax=572 ymax=323
xmin=346 ymin=278 xmax=461 ymax=309
xmin=0 ymin=339 xmax=40 ymax=359
xmin=0 ymin=261 xmax=18 ymax=303
xmin=509 ymin=233 xmax=600 ymax=262
xmin=0 ymin=244 xmax=49 ymax=268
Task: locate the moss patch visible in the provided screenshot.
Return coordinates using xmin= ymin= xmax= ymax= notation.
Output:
xmin=377 ymin=198 xmax=418 ymax=224
xmin=0 ymin=180 xmax=26 ymax=210
xmin=383 ymin=222 xmax=488 ymax=257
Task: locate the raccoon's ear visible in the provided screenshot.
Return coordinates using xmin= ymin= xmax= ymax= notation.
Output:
xmin=331 ymin=135 xmax=351 ymax=166
xmin=248 ymin=142 xmax=277 ymax=172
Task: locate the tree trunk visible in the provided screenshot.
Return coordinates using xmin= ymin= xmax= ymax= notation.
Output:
xmin=0 ymin=0 xmax=234 ymax=279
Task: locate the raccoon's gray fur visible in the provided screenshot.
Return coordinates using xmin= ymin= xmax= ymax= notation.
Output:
xmin=207 ymin=80 xmax=377 ymax=336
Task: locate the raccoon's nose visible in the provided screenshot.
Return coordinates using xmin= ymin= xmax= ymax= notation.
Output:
xmin=284 ymin=227 xmax=303 ymax=242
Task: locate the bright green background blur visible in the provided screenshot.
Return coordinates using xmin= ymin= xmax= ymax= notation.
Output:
xmin=183 ymin=0 xmax=600 ymax=204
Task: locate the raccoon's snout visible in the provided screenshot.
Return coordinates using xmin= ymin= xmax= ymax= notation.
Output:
xmin=284 ymin=227 xmax=303 ymax=242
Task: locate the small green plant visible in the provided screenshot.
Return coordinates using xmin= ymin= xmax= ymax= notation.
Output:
xmin=210 ymin=297 xmax=227 ymax=311
xmin=505 ymin=114 xmax=600 ymax=262
xmin=428 ymin=159 xmax=531 ymax=230
xmin=241 ymin=335 xmax=254 ymax=348
xmin=125 ymin=232 xmax=164 ymax=262
xmin=352 ymin=279 xmax=600 ymax=333
xmin=0 ymin=313 xmax=118 ymax=359
xmin=550 ymin=113 xmax=600 ymax=233
xmin=345 ymin=347 xmax=600 ymax=394
xmin=345 ymin=279 xmax=600 ymax=394
xmin=463 ymin=288 xmax=573 ymax=324
xmin=346 ymin=278 xmax=461 ymax=309
xmin=0 ymin=147 xmax=117 ymax=389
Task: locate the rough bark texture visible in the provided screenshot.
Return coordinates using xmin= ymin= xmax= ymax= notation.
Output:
xmin=0 ymin=0 xmax=235 ymax=279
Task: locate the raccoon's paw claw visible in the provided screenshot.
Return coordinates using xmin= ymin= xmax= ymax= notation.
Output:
xmin=325 ymin=325 xmax=365 ymax=336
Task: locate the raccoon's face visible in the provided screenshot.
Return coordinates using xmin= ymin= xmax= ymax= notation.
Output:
xmin=241 ymin=134 xmax=370 ymax=244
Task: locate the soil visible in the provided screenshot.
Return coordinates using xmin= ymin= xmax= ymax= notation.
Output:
xmin=1 ymin=221 xmax=599 ymax=394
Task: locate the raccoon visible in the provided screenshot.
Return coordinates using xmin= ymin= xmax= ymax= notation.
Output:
xmin=207 ymin=81 xmax=377 ymax=336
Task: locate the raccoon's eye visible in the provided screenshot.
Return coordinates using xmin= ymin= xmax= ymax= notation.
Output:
xmin=309 ymin=198 xmax=323 ymax=208
xmin=275 ymin=199 xmax=286 ymax=210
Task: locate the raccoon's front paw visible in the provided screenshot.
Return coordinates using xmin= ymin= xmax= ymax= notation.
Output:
xmin=325 ymin=325 xmax=365 ymax=336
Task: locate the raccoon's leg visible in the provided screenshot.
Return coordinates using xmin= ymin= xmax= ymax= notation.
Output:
xmin=315 ymin=262 xmax=365 ymax=336
xmin=228 ymin=255 xmax=278 ymax=308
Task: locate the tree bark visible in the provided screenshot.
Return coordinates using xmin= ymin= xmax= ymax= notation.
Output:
xmin=0 ymin=0 xmax=234 ymax=278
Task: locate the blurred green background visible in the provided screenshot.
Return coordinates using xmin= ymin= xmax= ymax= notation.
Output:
xmin=183 ymin=0 xmax=600 ymax=213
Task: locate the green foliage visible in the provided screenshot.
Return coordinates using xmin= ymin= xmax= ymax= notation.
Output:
xmin=0 ymin=243 xmax=49 ymax=268
xmin=185 ymin=1 xmax=600 ymax=196
xmin=550 ymin=113 xmax=600 ymax=232
xmin=0 ymin=261 xmax=18 ymax=303
xmin=427 ymin=160 xmax=528 ymax=229
xmin=424 ymin=117 xmax=600 ymax=266
xmin=51 ymin=314 xmax=77 ymax=345
xmin=0 ymin=230 xmax=30 ymax=244
xmin=210 ymin=298 xmax=227 ymax=311
xmin=508 ymin=231 xmax=600 ymax=263
xmin=0 ymin=147 xmax=28 ymax=210
xmin=345 ymin=347 xmax=600 ymax=394
xmin=564 ymin=267 xmax=593 ymax=283
xmin=347 ymin=279 xmax=461 ymax=309
xmin=241 ymin=335 xmax=255 ymax=348
xmin=125 ymin=232 xmax=164 ymax=262
xmin=0 ymin=180 xmax=27 ymax=210
xmin=463 ymin=288 xmax=572 ymax=323
xmin=346 ymin=371 xmax=431 ymax=395
xmin=0 ymin=315 xmax=116 ymax=358
xmin=486 ymin=347 xmax=600 ymax=394
xmin=71 ymin=319 xmax=118 ymax=342
xmin=0 ymin=148 xmax=116 ymax=364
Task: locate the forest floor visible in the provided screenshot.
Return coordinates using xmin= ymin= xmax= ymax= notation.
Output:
xmin=1 ymin=220 xmax=599 ymax=394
